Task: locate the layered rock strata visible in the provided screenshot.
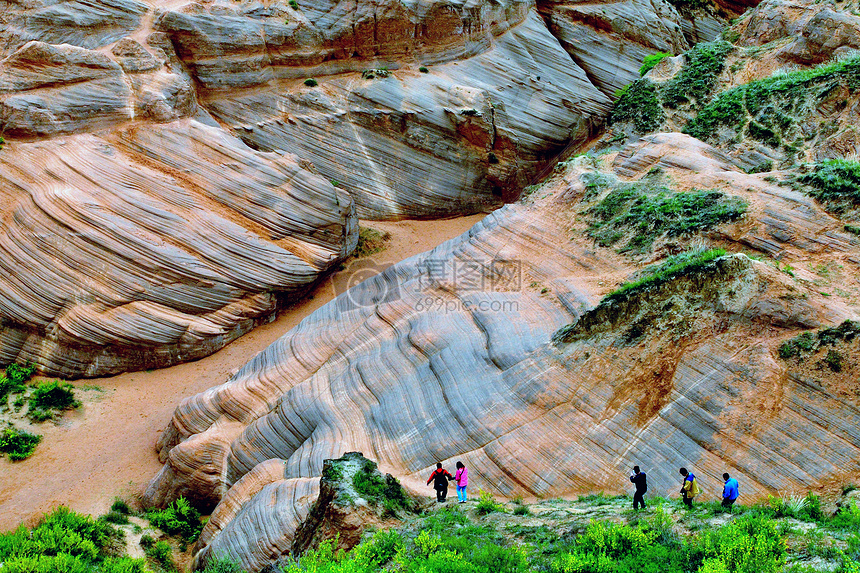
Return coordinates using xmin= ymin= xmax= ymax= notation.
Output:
xmin=0 ymin=119 xmax=356 ymax=377
xmin=146 ymin=134 xmax=860 ymax=571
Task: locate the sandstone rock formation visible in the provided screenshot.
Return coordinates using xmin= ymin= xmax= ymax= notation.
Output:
xmin=145 ymin=133 xmax=860 ymax=571
xmin=2 ymin=0 xmax=701 ymax=375
xmin=160 ymin=2 xmax=613 ymax=218
xmin=0 ymin=119 xmax=356 ymax=377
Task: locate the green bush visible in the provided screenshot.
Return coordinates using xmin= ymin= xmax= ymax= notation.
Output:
xmin=640 ymin=52 xmax=672 ymax=76
xmin=288 ymin=0 xmax=298 ymax=8
xmin=6 ymin=362 xmax=36 ymax=386
xmin=202 ymin=555 xmax=246 ymax=573
xmin=609 ymin=80 xmax=665 ymax=134
xmin=147 ymin=496 xmax=203 ymax=542
xmin=111 ymin=498 xmax=132 ymax=515
xmin=352 ymin=227 xmax=390 ymax=259
xmin=0 ymin=426 xmax=42 ymax=460
xmin=30 ymin=380 xmax=80 ymax=412
xmin=476 ymin=490 xmax=505 ymax=516
xmin=419 ymin=66 xmax=429 ymax=73
xmin=692 ymin=514 xmax=786 ymax=573
xmin=0 ymin=507 xmax=141 ymax=572
xmin=145 ymin=540 xmax=173 ymax=570
xmin=100 ymin=511 xmax=130 ymax=525
xmin=661 ymin=41 xmax=733 ymax=108
xmin=304 ymin=78 xmax=318 ymax=87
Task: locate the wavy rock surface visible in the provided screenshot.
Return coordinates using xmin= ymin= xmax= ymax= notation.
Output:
xmin=180 ymin=7 xmax=611 ymax=218
xmin=0 ymin=0 xmax=670 ymax=372
xmin=0 ymin=119 xmax=356 ymax=377
xmin=146 ymin=134 xmax=860 ymax=571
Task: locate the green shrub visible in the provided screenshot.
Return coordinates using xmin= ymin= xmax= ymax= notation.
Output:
xmin=100 ymin=511 xmax=130 ymax=525
xmin=145 ymin=540 xmax=173 ymax=570
xmin=419 ymin=66 xmax=429 ymax=73
xmin=288 ymin=0 xmax=298 ymax=8
xmin=475 ymin=490 xmax=505 ymax=516
xmin=140 ymin=534 xmax=155 ymax=549
xmin=0 ymin=426 xmax=42 ymax=460
xmin=111 ymin=498 xmax=132 ymax=515
xmin=304 ymin=78 xmax=318 ymax=87
xmin=779 ymin=332 xmax=816 ymax=359
xmin=845 ymin=224 xmax=860 ymax=236
xmin=351 ymin=459 xmax=409 ymax=513
xmin=0 ymin=507 xmax=139 ymax=572
xmin=513 ymin=504 xmax=530 ymax=516
xmin=609 ymin=80 xmax=665 ymax=134
xmin=202 ymin=555 xmax=246 ymax=573
xmin=147 ymin=496 xmax=203 ymax=542
xmin=661 ymin=41 xmax=733 ymax=108
xmin=6 ymin=362 xmax=36 ymax=386
xmin=29 ymin=380 xmax=80 ymax=412
xmin=352 ymin=227 xmax=390 ymax=259
xmin=692 ymin=514 xmax=786 ymax=573
xmin=640 ymin=52 xmax=672 ymax=76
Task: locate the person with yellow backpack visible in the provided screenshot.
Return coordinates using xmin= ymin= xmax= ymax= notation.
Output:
xmin=679 ymin=467 xmax=700 ymax=507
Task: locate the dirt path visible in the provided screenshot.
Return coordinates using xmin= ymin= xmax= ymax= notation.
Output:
xmin=0 ymin=215 xmax=485 ymax=531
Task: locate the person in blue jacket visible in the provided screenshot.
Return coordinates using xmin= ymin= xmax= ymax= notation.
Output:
xmin=722 ymin=473 xmax=739 ymax=508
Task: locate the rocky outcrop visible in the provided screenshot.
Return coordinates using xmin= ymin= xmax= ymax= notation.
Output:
xmin=0 ymin=42 xmax=133 ymax=136
xmin=146 ymin=134 xmax=860 ymax=571
xmin=173 ymin=6 xmax=612 ymax=218
xmin=0 ymin=119 xmax=356 ymax=377
xmin=538 ymin=0 xmax=690 ymax=97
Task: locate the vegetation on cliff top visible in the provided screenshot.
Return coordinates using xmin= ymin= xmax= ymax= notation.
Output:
xmin=685 ymin=53 xmax=860 ymax=147
xmin=610 ymin=41 xmax=733 ymax=135
xmin=586 ymin=179 xmax=747 ymax=253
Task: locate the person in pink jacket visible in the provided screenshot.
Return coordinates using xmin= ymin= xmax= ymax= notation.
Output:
xmin=454 ymin=461 xmax=468 ymax=503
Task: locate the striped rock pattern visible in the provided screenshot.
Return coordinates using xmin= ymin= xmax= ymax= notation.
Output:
xmin=175 ymin=7 xmax=613 ymax=218
xmin=0 ymin=119 xmax=356 ymax=377
xmin=146 ymin=134 xmax=860 ymax=571
xmin=0 ymin=0 xmax=711 ymax=372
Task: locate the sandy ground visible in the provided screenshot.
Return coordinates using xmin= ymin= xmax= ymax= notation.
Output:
xmin=0 ymin=215 xmax=485 ymax=531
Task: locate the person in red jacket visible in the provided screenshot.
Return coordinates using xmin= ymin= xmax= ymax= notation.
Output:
xmin=427 ymin=462 xmax=454 ymax=502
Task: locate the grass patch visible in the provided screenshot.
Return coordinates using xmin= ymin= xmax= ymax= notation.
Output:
xmin=604 ymin=248 xmax=728 ymax=303
xmin=661 ymin=41 xmax=733 ymax=108
xmin=202 ymin=555 xmax=247 ymax=573
xmin=640 ymin=52 xmax=672 ymax=76
xmin=686 ymin=53 xmax=860 ymax=145
xmin=0 ymin=426 xmax=42 ymax=461
xmin=798 ymin=159 xmax=860 ymax=213
xmin=609 ymin=79 xmax=665 ymax=134
xmin=587 ymin=181 xmax=746 ymax=253
xmin=352 ymin=226 xmax=390 ymax=259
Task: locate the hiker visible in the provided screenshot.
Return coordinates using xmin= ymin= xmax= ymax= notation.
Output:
xmin=427 ymin=462 xmax=453 ymax=503
xmin=630 ymin=465 xmax=647 ymax=510
xmin=454 ymin=461 xmax=468 ymax=503
xmin=679 ymin=467 xmax=700 ymax=508
xmin=722 ymin=473 xmax=739 ymax=508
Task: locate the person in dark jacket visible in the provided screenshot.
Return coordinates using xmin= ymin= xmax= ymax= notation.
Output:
xmin=427 ymin=462 xmax=453 ymax=502
xmin=722 ymin=473 xmax=739 ymax=508
xmin=630 ymin=466 xmax=647 ymax=510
